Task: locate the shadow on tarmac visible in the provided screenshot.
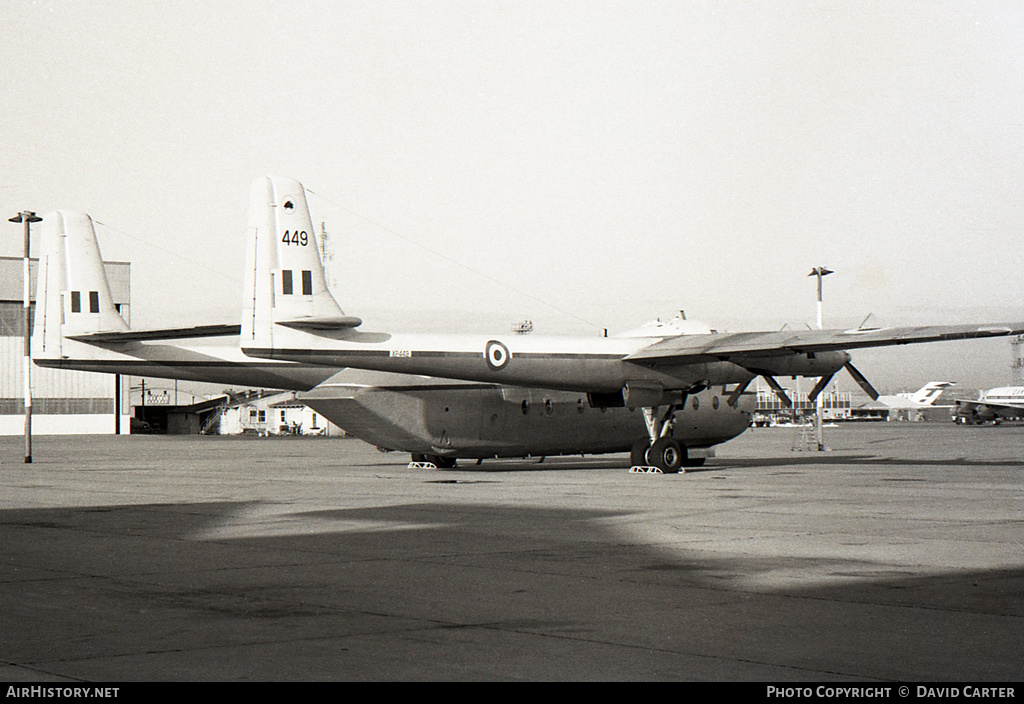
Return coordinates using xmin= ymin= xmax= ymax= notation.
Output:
xmin=1 ymin=499 xmax=1021 ymax=681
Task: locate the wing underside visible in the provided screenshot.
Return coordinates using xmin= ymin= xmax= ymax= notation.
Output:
xmin=66 ymin=323 xmax=242 ymax=344
xmin=956 ymin=399 xmax=1024 ymax=414
xmin=626 ymin=323 xmax=1024 ymax=364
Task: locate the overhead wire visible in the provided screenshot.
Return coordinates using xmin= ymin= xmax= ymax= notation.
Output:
xmin=303 ymin=186 xmax=604 ymax=332
xmin=95 ymin=185 xmax=605 ymax=333
xmin=94 ymin=219 xmax=242 ymax=284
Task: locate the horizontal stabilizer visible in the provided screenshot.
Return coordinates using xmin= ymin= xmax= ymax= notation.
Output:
xmin=67 ymin=323 xmax=242 ymax=344
xmin=275 ymin=315 xmax=363 ymax=331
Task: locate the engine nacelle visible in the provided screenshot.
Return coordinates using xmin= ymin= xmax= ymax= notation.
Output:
xmin=733 ymin=350 xmax=851 ymax=378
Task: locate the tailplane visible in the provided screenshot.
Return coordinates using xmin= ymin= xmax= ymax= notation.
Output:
xmin=241 ymin=176 xmax=360 ymax=347
xmin=33 ymin=211 xmax=129 ymax=359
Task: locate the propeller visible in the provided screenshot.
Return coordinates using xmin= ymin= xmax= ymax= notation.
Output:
xmin=760 ymin=375 xmax=793 ymax=408
xmin=842 ymin=361 xmax=880 ymax=401
xmin=806 ymin=372 xmax=836 ymax=403
xmin=743 ymin=354 xmax=880 ymax=407
xmin=806 ymin=361 xmax=880 ymax=403
xmin=727 ymin=378 xmax=753 ymax=407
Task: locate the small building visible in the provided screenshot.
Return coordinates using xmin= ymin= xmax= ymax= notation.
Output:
xmin=133 ymin=397 xmax=228 ymax=435
xmin=847 ymin=400 xmax=890 ymax=422
xmin=215 ymin=391 xmax=342 ymax=436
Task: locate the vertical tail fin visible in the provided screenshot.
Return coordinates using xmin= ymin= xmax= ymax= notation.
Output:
xmin=241 ymin=176 xmax=356 ymax=347
xmin=910 ymin=381 xmax=954 ymax=405
xmin=33 ymin=211 xmax=129 ymax=359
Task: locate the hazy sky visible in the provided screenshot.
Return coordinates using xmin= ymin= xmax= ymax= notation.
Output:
xmin=2 ymin=1 xmax=1023 ymax=391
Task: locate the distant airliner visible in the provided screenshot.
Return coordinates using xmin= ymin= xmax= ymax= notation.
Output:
xmin=238 ymin=176 xmax=1024 ymax=472
xmin=952 ymin=387 xmax=1024 ymax=424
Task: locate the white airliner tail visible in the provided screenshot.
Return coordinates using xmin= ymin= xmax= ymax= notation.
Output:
xmin=32 ymin=211 xmax=130 ymax=360
xmin=241 ymin=176 xmax=360 ymax=348
xmin=908 ymin=381 xmax=955 ymax=406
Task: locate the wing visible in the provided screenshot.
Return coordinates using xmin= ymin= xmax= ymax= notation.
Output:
xmin=956 ymin=399 xmax=1024 ymax=417
xmin=66 ymin=323 xmax=242 ymax=344
xmin=625 ymin=323 xmax=1024 ymax=363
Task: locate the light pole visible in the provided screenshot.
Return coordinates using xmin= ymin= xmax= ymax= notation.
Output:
xmin=807 ymin=266 xmax=834 ymax=451
xmin=808 ymin=266 xmax=833 ymax=330
xmin=9 ymin=211 xmax=42 ymax=463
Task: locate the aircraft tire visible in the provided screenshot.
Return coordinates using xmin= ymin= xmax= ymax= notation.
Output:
xmin=648 ymin=438 xmax=683 ymax=474
xmin=630 ymin=443 xmax=649 ymax=467
xmin=425 ymin=454 xmax=457 ymax=469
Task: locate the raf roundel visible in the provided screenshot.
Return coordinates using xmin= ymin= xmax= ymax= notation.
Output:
xmin=484 ymin=340 xmax=511 ymax=370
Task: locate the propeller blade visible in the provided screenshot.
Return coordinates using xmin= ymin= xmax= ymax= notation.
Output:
xmin=845 ymin=362 xmax=879 ymax=400
xmin=727 ymin=378 xmax=753 ymax=408
xmin=807 ymin=372 xmax=836 ymax=403
xmin=761 ymin=375 xmax=792 ymax=408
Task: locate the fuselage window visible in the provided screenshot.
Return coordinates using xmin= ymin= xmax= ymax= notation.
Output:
xmin=712 ymin=396 xmax=720 ymax=410
xmin=521 ymin=400 xmax=529 ymax=415
xmin=692 ymin=396 xmax=700 ymax=411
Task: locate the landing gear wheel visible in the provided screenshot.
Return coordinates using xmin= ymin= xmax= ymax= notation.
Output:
xmin=425 ymin=454 xmax=456 ymax=469
xmin=630 ymin=443 xmax=649 ymax=468
xmin=648 ymin=438 xmax=683 ymax=474
xmin=411 ymin=453 xmax=428 ymax=463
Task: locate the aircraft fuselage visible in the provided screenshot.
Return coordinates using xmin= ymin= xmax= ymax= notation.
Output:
xmin=299 ymin=381 xmax=754 ymax=460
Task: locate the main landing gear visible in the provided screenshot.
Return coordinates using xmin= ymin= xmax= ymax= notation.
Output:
xmin=630 ymin=403 xmax=703 ymax=474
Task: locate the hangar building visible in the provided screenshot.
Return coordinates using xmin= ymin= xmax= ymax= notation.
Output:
xmin=0 ymin=256 xmax=131 ymax=435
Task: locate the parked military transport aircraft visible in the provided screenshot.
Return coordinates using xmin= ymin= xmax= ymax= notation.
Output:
xmin=953 ymin=387 xmax=1024 ymax=424
xmin=239 ymin=175 xmax=1024 ymax=471
xmin=31 ymin=209 xmax=751 ymax=469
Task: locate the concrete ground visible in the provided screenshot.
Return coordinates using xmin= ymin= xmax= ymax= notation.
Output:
xmin=0 ymin=422 xmax=1021 ymax=681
